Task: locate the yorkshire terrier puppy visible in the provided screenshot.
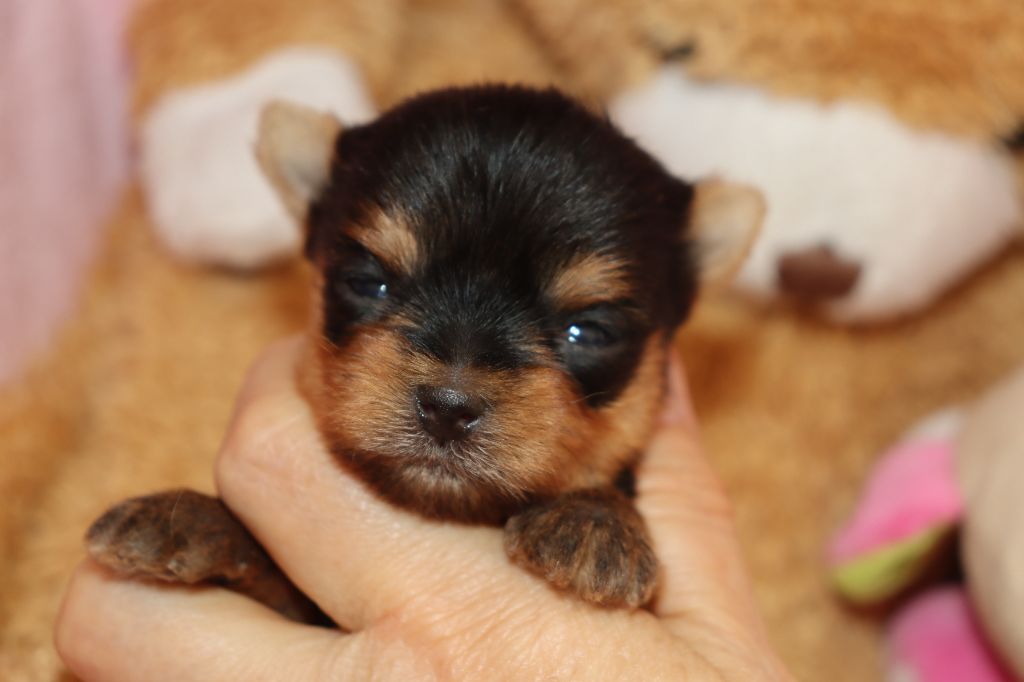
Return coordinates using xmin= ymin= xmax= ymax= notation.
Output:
xmin=87 ymin=85 xmax=762 ymax=616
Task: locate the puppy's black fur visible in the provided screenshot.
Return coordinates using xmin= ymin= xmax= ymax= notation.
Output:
xmin=313 ymin=86 xmax=698 ymax=404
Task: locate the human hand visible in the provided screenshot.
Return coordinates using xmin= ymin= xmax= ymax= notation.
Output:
xmin=56 ymin=338 xmax=794 ymax=681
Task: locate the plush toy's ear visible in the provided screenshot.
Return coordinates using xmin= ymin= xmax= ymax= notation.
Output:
xmin=689 ymin=180 xmax=765 ymax=287
xmin=255 ymin=100 xmax=342 ymax=221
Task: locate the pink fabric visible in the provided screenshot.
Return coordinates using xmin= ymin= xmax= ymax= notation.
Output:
xmin=887 ymin=588 xmax=1013 ymax=682
xmin=0 ymin=0 xmax=137 ymax=384
xmin=829 ymin=440 xmax=963 ymax=564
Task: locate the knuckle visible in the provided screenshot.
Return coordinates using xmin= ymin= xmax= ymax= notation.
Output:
xmin=215 ymin=396 xmax=279 ymax=494
xmin=215 ymin=389 xmax=314 ymax=505
xmin=217 ymin=405 xmax=259 ymax=469
xmin=216 ymin=338 xmax=304 ymax=487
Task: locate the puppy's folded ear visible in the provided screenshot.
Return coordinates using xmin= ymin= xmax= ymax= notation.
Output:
xmin=689 ymin=180 xmax=765 ymax=287
xmin=255 ymin=100 xmax=342 ymax=222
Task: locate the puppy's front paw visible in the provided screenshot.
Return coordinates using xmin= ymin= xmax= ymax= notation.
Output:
xmin=87 ymin=489 xmax=323 ymax=622
xmin=504 ymin=489 xmax=657 ymax=608
xmin=87 ymin=489 xmax=266 ymax=584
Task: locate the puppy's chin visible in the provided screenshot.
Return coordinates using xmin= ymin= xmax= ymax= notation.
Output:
xmin=336 ymin=445 xmax=533 ymax=524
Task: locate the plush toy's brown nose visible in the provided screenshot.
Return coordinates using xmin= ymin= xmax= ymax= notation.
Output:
xmin=415 ymin=385 xmax=485 ymax=445
xmin=777 ymin=244 xmax=862 ymax=300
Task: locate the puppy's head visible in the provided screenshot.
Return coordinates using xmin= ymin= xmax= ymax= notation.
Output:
xmin=257 ymin=86 xmax=762 ymax=522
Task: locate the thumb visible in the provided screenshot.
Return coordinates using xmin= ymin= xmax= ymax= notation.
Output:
xmin=636 ymin=353 xmax=768 ymax=643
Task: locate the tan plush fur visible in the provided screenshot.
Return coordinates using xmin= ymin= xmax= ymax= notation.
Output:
xmin=3 ymin=1 xmax=1024 ymax=680
xmin=129 ymin=0 xmax=407 ymax=116
xmin=513 ymin=0 xmax=1024 ymax=139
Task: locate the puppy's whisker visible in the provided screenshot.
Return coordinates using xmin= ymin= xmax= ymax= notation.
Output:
xmin=168 ymin=489 xmax=185 ymax=534
xmin=573 ymin=390 xmax=610 ymax=405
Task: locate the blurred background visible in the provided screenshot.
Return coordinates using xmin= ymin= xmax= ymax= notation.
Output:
xmin=2 ymin=0 xmax=1024 ymax=680
xmin=1 ymin=0 xmax=135 ymax=386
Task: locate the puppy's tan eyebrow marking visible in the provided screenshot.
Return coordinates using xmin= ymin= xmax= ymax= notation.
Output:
xmin=347 ymin=209 xmax=419 ymax=275
xmin=548 ymin=253 xmax=631 ymax=309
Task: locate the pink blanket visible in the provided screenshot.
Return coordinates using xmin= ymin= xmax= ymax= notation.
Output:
xmin=0 ymin=0 xmax=137 ymax=384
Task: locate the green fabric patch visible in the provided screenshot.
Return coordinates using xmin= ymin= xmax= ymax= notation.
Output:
xmin=832 ymin=524 xmax=955 ymax=604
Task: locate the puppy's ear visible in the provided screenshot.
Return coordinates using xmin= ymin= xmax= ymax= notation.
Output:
xmin=689 ymin=180 xmax=765 ymax=287
xmin=255 ymin=100 xmax=341 ymax=221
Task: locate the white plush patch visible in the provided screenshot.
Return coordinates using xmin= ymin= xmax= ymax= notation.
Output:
xmin=905 ymin=407 xmax=964 ymax=442
xmin=141 ymin=47 xmax=376 ymax=269
xmin=611 ymin=67 xmax=1023 ymax=322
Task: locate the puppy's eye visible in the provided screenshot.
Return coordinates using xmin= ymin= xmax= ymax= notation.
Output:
xmin=565 ymin=321 xmax=615 ymax=348
xmin=345 ymin=276 xmax=389 ymax=300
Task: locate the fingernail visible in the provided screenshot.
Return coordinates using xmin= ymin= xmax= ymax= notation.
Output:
xmin=660 ymin=354 xmax=693 ymax=427
xmin=659 ymin=352 xmax=684 ymax=421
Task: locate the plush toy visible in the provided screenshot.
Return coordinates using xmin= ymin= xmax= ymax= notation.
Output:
xmin=142 ymin=0 xmax=1024 ymax=318
xmin=132 ymin=0 xmax=563 ymax=270
xmin=512 ymin=0 xmax=1024 ymax=322
xmin=132 ymin=0 xmax=405 ymax=268
xmin=830 ymin=363 xmax=1024 ymax=681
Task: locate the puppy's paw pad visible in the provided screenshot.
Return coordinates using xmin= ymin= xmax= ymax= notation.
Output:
xmin=87 ymin=490 xmax=247 ymax=584
xmin=504 ymin=494 xmax=657 ymax=608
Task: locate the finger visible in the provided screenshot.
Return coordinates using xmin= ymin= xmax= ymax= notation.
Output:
xmin=214 ymin=339 xmax=535 ymax=631
xmin=637 ymin=353 xmax=769 ymax=643
xmin=56 ymin=560 xmax=351 ymax=682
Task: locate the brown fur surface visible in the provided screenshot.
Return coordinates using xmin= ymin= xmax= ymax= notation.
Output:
xmin=505 ymin=488 xmax=657 ymax=608
xmin=86 ymin=490 xmax=322 ymax=622
xmin=548 ymin=254 xmax=632 ymax=309
xmin=512 ymin=0 xmax=1024 ymax=139
xmin=3 ymin=0 xmax=1024 ymax=680
xmin=129 ymin=0 xmax=407 ymax=116
xmin=347 ymin=210 xmax=420 ymax=277
xmin=304 ymin=288 xmax=665 ymax=523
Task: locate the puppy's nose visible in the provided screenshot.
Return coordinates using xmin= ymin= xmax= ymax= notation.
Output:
xmin=777 ymin=244 xmax=861 ymax=300
xmin=415 ymin=385 xmax=485 ymax=445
